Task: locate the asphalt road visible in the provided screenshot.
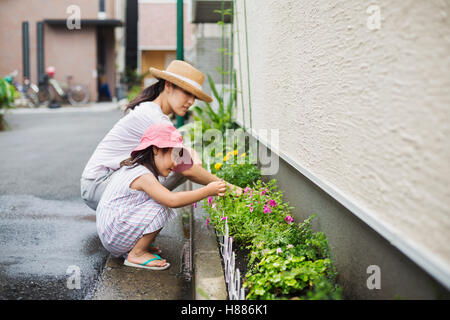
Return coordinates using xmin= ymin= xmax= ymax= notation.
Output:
xmin=0 ymin=104 xmax=123 ymax=299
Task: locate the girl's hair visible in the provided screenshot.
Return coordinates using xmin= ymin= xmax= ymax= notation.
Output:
xmin=125 ymin=79 xmax=166 ymax=112
xmin=120 ymin=145 xmax=171 ymax=177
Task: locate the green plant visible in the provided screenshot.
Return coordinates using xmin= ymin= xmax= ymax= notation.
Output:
xmin=0 ymin=77 xmax=16 ymax=130
xmin=126 ymin=84 xmax=142 ymax=102
xmin=124 ymin=68 xmax=149 ymax=88
xmin=245 ymin=248 xmax=337 ymax=300
xmin=215 ymin=162 xmax=261 ymax=188
xmin=0 ymin=78 xmax=15 ymax=109
xmin=191 ymin=73 xmax=237 ymax=135
xmin=203 ymin=177 xmax=342 ymax=300
xmin=208 ymin=148 xmax=260 ymax=188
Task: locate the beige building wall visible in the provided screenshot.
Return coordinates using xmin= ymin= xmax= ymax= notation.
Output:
xmin=0 ymin=0 xmax=118 ymax=101
xmin=233 ymin=0 xmax=450 ymax=287
xmin=44 ymin=25 xmax=97 ymax=102
xmin=138 ymin=0 xmax=195 ymax=86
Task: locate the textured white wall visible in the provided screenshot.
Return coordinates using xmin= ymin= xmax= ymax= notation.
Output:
xmin=234 ymin=0 xmax=450 ymax=274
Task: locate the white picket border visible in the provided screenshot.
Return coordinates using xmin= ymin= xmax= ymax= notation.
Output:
xmin=206 ymin=156 xmax=245 ymax=299
xmin=219 ymin=218 xmax=246 ymax=300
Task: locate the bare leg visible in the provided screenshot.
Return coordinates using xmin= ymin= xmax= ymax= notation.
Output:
xmin=127 ymin=229 xmax=167 ymax=267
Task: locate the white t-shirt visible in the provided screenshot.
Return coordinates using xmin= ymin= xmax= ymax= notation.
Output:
xmin=82 ymin=102 xmax=172 ymax=180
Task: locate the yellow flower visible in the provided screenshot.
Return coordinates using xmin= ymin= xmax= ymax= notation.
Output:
xmin=214 ymin=163 xmax=223 ymax=170
xmin=223 ymin=155 xmax=229 ymax=162
xmin=216 ymin=152 xmax=223 ymax=158
xmin=240 ymin=152 xmax=246 ymax=157
xmin=233 ymin=150 xmax=238 ymax=156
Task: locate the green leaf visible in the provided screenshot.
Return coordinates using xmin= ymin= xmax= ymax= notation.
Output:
xmin=285 ymin=278 xmax=297 ymax=287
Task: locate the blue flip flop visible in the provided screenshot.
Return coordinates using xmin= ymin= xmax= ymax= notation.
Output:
xmin=124 ymin=254 xmax=170 ymax=270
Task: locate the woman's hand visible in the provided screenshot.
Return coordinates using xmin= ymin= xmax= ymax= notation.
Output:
xmin=224 ymin=181 xmax=243 ymax=196
xmin=207 ymin=180 xmax=227 ymax=197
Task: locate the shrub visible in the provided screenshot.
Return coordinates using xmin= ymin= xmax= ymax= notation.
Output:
xmin=0 ymin=77 xmax=16 ymax=130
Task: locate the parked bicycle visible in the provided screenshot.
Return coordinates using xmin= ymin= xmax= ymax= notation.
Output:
xmin=39 ymin=66 xmax=90 ymax=106
xmin=5 ymin=70 xmax=39 ymax=108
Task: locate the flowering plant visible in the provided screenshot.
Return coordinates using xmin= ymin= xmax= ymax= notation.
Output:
xmin=203 ymin=178 xmax=341 ymax=300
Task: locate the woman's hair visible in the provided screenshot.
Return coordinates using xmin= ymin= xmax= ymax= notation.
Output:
xmin=125 ymin=79 xmax=185 ymax=113
xmin=125 ymin=79 xmax=166 ymax=112
xmin=120 ymin=145 xmax=171 ymax=177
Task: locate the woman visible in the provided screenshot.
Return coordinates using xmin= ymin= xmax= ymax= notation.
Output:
xmin=81 ymin=60 xmax=241 ymax=210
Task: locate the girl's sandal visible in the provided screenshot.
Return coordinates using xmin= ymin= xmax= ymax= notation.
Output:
xmin=124 ymin=254 xmax=170 ymax=271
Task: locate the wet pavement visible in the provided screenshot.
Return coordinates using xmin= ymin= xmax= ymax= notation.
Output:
xmin=0 ymin=104 xmax=122 ymax=299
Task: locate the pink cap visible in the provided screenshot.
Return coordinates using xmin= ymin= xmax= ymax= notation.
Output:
xmin=132 ymin=123 xmax=193 ymax=172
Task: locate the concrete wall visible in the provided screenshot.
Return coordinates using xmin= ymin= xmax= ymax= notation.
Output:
xmin=261 ymin=144 xmax=450 ymax=299
xmin=233 ymin=0 xmax=450 ymax=297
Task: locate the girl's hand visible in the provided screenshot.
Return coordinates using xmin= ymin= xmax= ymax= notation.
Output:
xmin=207 ymin=180 xmax=227 ymax=197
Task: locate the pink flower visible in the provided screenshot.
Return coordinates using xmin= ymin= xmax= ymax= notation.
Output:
xmin=260 ymin=188 xmax=268 ymax=196
xmin=263 ymin=205 xmax=272 ymax=214
xmin=193 ymin=202 xmax=197 ymax=208
xmin=220 ymin=216 xmax=228 ymax=221
xmin=206 ymin=217 xmax=210 ymax=227
xmin=268 ymin=199 xmax=277 ymax=207
xmin=208 ymin=196 xmax=213 ymax=206
xmin=276 ymin=248 xmax=283 ymax=254
xmin=284 ymin=215 xmax=294 ymax=224
xmin=212 ymin=203 xmax=217 ymax=209
xmin=244 ymin=187 xmax=253 ymax=197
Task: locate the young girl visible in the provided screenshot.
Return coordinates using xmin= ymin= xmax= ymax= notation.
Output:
xmin=81 ymin=60 xmax=241 ymax=211
xmin=96 ymin=123 xmax=226 ymax=270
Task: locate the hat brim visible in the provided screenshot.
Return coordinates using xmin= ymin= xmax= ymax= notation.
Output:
xmin=149 ymin=68 xmax=213 ymax=103
xmin=131 ymin=143 xmax=194 ymax=173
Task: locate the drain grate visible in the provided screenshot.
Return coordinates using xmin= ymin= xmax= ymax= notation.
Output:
xmin=180 ymin=240 xmax=191 ymax=281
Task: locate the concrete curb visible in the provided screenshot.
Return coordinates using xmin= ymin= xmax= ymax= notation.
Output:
xmin=192 ymin=184 xmax=227 ymax=300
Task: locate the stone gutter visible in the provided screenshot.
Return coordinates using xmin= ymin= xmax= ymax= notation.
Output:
xmin=192 ymin=183 xmax=228 ymax=300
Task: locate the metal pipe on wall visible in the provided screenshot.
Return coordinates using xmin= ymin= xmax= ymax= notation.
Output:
xmin=176 ymin=0 xmax=184 ymax=128
xmin=22 ymin=22 xmax=30 ymax=80
xmin=36 ymin=22 xmax=44 ymax=84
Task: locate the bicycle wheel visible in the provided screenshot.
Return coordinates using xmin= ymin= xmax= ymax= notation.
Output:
xmin=67 ymin=84 xmax=90 ymax=105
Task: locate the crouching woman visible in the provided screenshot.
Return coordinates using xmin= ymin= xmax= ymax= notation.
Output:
xmin=96 ymin=123 xmax=226 ymax=270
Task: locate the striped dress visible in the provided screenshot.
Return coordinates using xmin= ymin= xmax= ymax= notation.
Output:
xmin=96 ymin=164 xmax=176 ymax=258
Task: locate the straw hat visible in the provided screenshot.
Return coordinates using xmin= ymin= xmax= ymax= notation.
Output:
xmin=149 ymin=60 xmax=213 ymax=103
